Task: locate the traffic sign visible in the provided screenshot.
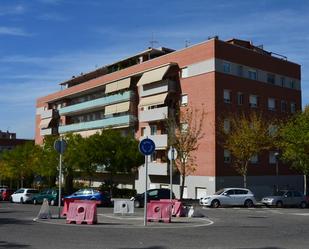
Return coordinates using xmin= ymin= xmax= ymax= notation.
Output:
xmin=139 ymin=138 xmax=155 ymax=156
xmin=168 ymin=147 xmax=178 ymax=161
xmin=54 ymin=139 xmax=67 ymax=154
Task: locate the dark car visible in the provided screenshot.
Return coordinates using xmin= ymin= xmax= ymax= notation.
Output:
xmin=32 ymin=189 xmax=59 ymax=206
xmin=132 ymin=188 xmax=176 ymax=208
xmin=262 ymin=190 xmax=307 ymax=208
xmin=64 ymin=188 xmax=112 ymax=207
xmin=0 ymin=187 xmax=14 ymax=201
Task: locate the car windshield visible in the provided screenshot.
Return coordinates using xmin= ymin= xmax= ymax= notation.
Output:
xmin=214 ymin=189 xmax=225 ymax=195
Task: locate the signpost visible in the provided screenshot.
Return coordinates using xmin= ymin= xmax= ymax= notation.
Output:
xmin=54 ymin=137 xmax=67 ymax=218
xmin=138 ymin=138 xmax=155 ymax=226
xmin=168 ymin=147 xmax=177 ymax=202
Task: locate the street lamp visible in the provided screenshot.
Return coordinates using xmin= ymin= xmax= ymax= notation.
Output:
xmin=274 ymin=152 xmax=280 ymax=192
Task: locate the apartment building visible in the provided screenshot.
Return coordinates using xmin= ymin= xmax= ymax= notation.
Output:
xmin=0 ymin=130 xmax=33 ymax=153
xmin=36 ymin=37 xmax=302 ymax=199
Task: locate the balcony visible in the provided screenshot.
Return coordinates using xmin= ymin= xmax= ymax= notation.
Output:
xmin=59 ymin=91 xmax=133 ymax=116
xmin=41 ymin=109 xmax=58 ymax=119
xmin=140 ymin=80 xmax=176 ymax=97
xmin=59 ymin=115 xmax=136 ymax=133
xmin=139 ymin=106 xmax=168 ymax=122
xmin=148 ymin=162 xmax=168 ymax=176
xmin=140 ymin=134 xmax=168 ymax=149
xmin=40 ymin=127 xmax=58 ymax=136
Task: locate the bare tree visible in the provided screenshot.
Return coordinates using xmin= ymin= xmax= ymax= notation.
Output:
xmin=167 ymin=106 xmax=205 ymax=200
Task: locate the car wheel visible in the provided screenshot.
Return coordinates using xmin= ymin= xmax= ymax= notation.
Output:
xmin=276 ymin=201 xmax=283 ymax=208
xmin=50 ymin=199 xmax=55 ymax=206
xmin=211 ymin=199 xmax=220 ymax=208
xmin=244 ymin=199 xmax=254 ymax=208
xmin=300 ymin=201 xmax=307 ymax=209
xmin=20 ymin=197 xmax=24 ymax=204
xmin=33 ymin=199 xmax=37 ymax=205
xmin=134 ymin=200 xmax=141 ymax=208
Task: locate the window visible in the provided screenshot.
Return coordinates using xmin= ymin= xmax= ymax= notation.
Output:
xmin=237 ymin=65 xmax=243 ymax=77
xmin=249 ymin=95 xmax=258 ymax=108
xmin=180 ymin=123 xmax=188 ymax=133
xmin=180 ymin=94 xmax=188 ymax=106
xmin=223 ymin=62 xmax=231 ymax=73
xmin=141 ymin=127 xmax=146 ymax=137
xmin=268 ymin=98 xmax=276 ymax=111
xmin=150 ymin=151 xmax=157 ymax=162
xmin=224 ymin=119 xmax=230 ymax=133
xmin=280 ymin=77 xmax=285 ymax=87
xmin=269 ymin=151 xmax=277 ymax=164
xmin=181 ymin=67 xmax=188 ymax=78
xmin=237 ymin=92 xmax=244 ymax=105
xmin=281 ymin=100 xmax=287 ymax=112
xmin=150 ymin=125 xmax=157 ymax=135
xmin=290 ymin=102 xmax=296 ymax=113
xmin=267 ymin=73 xmax=275 ymax=84
xmin=224 ymin=149 xmax=231 ymax=163
xmin=225 ymin=189 xmax=235 ymax=195
xmin=224 ymin=89 xmax=231 ymax=103
xmin=293 ymin=191 xmax=302 ymax=197
xmin=248 ymin=69 xmax=257 ymax=80
xmin=250 ymin=154 xmax=259 ymax=164
xmin=268 ymin=125 xmax=278 ymax=136
xmin=290 ymin=80 xmax=295 ymax=89
xmin=235 ymin=189 xmax=248 ymax=195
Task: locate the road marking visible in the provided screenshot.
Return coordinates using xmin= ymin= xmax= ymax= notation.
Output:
xmin=289 ymin=213 xmax=309 ymax=216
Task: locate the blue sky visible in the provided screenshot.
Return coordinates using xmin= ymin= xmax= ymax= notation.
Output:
xmin=0 ymin=0 xmax=308 ymax=139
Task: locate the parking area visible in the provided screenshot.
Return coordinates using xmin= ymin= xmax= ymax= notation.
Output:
xmin=1 ymin=202 xmax=309 ymax=249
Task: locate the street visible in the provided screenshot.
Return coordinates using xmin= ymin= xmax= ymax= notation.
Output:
xmin=1 ymin=202 xmax=309 ymax=249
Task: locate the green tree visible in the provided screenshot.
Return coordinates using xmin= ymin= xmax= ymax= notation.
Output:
xmin=88 ymin=129 xmax=143 ymax=196
xmin=222 ymin=112 xmax=274 ymax=188
xmin=167 ymin=107 xmax=205 ymax=200
xmin=279 ymin=106 xmax=309 ymax=195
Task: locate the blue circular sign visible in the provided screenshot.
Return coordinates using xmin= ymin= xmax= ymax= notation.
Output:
xmin=139 ymin=138 xmax=156 ymax=156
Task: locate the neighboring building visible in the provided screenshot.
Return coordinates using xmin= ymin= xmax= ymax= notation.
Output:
xmin=35 ymin=37 xmax=302 ymax=199
xmin=0 ymin=130 xmax=33 ymax=153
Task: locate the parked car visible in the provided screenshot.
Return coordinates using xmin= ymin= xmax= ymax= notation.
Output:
xmin=31 ymin=189 xmax=59 ymax=206
xmin=64 ymin=188 xmax=112 ymax=207
xmin=10 ymin=188 xmax=39 ymax=203
xmin=131 ymin=188 xmax=176 ymax=208
xmin=199 ymin=188 xmax=257 ymax=208
xmin=261 ymin=190 xmax=307 ymax=208
xmin=1 ymin=188 xmax=15 ymax=201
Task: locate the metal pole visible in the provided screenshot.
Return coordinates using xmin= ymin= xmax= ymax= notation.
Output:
xmin=170 ymin=146 xmax=173 ymax=202
xmin=58 ymin=138 xmax=62 ymax=219
xmin=276 ymin=159 xmax=279 ymax=193
xmin=144 ymin=155 xmax=148 ymax=226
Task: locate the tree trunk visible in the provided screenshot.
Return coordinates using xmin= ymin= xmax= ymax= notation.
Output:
xmin=180 ymin=174 xmax=186 ymax=200
xmin=243 ymin=174 xmax=247 ymax=188
xmin=64 ymin=174 xmax=74 ymax=195
xmin=304 ymin=174 xmax=307 ymax=196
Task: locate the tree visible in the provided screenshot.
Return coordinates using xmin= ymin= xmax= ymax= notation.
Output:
xmin=167 ymin=107 xmax=205 ymax=200
xmin=221 ymin=112 xmax=274 ymax=188
xmin=87 ymin=129 xmax=143 ymax=196
xmin=278 ymin=106 xmax=309 ymax=195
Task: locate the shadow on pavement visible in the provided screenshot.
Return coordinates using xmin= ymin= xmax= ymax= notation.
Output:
xmin=0 ymin=241 xmax=30 ymax=248
xmin=241 ymin=247 xmax=286 ymax=249
xmin=119 ymin=247 xmax=167 ymax=249
xmin=0 ymin=218 xmax=33 ymax=226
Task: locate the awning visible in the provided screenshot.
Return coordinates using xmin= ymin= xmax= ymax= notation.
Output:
xmin=39 ymin=118 xmax=52 ymax=129
xmin=105 ymin=101 xmax=130 ymax=115
xmin=137 ymin=65 xmax=170 ymax=86
xmin=138 ymin=92 xmax=168 ymax=107
xmin=105 ymin=78 xmax=131 ymax=94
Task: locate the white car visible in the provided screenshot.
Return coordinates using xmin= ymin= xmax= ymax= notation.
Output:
xmin=200 ymin=188 xmax=257 ymax=208
xmin=10 ymin=188 xmax=39 ymax=203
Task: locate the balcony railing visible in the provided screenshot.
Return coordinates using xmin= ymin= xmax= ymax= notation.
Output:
xmin=139 ymin=106 xmax=168 ymax=122
xmin=59 ymin=91 xmax=133 ymax=116
xmin=140 ymin=79 xmax=176 ymax=97
xmin=148 ymin=162 xmax=168 ymax=176
xmin=139 ymin=134 xmax=168 ymax=149
xmin=59 ymin=115 xmax=136 ymax=133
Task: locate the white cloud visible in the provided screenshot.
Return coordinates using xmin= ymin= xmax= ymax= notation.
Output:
xmin=0 ymin=26 xmax=30 ymax=36
xmin=0 ymin=4 xmax=25 ymax=16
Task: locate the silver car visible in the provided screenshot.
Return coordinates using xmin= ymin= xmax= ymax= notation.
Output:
xmin=261 ymin=190 xmax=307 ymax=208
xmin=199 ymin=188 xmax=257 ymax=208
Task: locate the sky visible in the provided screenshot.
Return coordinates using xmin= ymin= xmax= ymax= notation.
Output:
xmin=0 ymin=0 xmax=308 ymax=139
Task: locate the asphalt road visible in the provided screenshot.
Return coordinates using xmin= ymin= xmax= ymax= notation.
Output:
xmin=0 ymin=202 xmax=309 ymax=249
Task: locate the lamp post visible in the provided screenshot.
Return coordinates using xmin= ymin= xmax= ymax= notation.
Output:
xmin=274 ymin=152 xmax=280 ymax=192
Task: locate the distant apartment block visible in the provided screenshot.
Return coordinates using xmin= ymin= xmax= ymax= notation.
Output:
xmin=36 ymin=37 xmax=302 ymax=199
xmin=0 ymin=130 xmax=33 ymax=153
